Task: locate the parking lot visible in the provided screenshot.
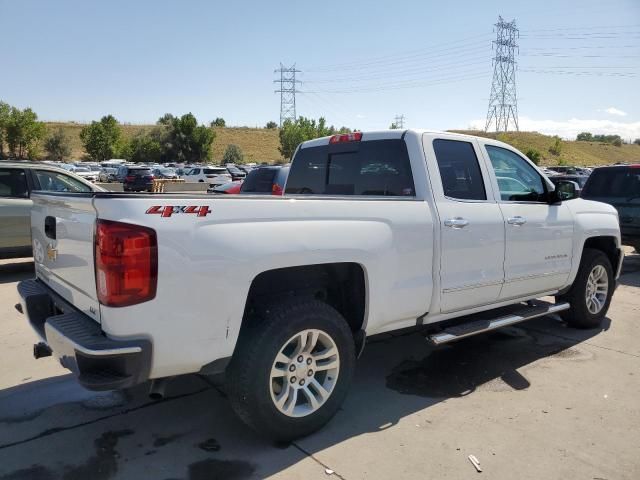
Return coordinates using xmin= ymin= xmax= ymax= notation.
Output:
xmin=0 ymin=250 xmax=638 ymax=480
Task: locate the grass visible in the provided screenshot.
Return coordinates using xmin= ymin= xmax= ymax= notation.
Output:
xmin=40 ymin=123 xmax=640 ymax=166
xmin=43 ymin=123 xmax=284 ymax=163
xmin=451 ymin=130 xmax=640 ymax=167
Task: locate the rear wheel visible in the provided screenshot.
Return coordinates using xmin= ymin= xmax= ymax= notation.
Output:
xmin=557 ymin=248 xmax=614 ymax=329
xmin=227 ymin=299 xmax=355 ymax=441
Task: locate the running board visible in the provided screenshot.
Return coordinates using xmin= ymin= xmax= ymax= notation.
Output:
xmin=427 ymin=300 xmax=570 ymax=345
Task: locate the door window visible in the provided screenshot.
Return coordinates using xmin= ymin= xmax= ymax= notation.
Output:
xmin=432 ymin=139 xmax=486 ymax=200
xmin=35 ymin=170 xmax=92 ymax=193
xmin=485 ymin=145 xmax=546 ymax=202
xmin=0 ymin=168 xmax=28 ymax=198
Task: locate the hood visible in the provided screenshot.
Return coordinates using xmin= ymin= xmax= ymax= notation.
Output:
xmin=565 ymin=198 xmax=618 ymax=217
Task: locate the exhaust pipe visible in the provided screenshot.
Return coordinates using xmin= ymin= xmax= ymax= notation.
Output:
xmin=149 ymin=378 xmax=171 ymax=400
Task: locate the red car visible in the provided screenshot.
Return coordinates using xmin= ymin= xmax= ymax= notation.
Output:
xmin=208 ymin=181 xmax=243 ymax=194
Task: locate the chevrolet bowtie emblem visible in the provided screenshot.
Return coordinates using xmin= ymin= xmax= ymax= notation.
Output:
xmin=46 ymin=244 xmax=58 ymax=261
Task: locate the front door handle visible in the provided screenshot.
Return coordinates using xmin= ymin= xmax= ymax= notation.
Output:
xmin=507 ymin=216 xmax=526 ymax=226
xmin=444 ymin=217 xmax=469 ymax=229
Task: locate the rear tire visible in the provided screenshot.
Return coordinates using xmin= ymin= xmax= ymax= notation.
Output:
xmin=227 ymin=299 xmax=355 ymax=441
xmin=557 ymin=248 xmax=613 ymax=329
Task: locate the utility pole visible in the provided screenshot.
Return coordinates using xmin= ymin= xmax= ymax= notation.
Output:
xmin=485 ymin=16 xmax=519 ymax=133
xmin=274 ymin=63 xmax=301 ymax=126
xmin=393 ymin=114 xmax=405 ymax=129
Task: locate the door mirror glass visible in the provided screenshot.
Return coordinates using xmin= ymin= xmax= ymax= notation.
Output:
xmin=554 ymin=180 xmax=578 ymax=201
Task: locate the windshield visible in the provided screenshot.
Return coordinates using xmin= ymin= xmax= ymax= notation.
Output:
xmin=203 ymin=168 xmax=227 ymax=175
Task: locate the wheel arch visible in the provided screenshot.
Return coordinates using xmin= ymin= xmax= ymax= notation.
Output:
xmin=238 ymin=262 xmax=368 ymax=349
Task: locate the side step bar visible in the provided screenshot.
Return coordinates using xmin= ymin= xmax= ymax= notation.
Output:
xmin=428 ymin=300 xmax=570 ymax=345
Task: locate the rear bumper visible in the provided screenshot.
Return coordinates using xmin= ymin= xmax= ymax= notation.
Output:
xmin=17 ymin=279 xmax=151 ymax=391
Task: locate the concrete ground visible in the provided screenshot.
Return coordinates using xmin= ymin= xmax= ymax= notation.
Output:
xmin=0 ymin=251 xmax=639 ymax=480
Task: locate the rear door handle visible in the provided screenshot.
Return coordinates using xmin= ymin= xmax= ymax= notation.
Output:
xmin=444 ymin=217 xmax=469 ymax=229
xmin=507 ymin=216 xmax=526 ymax=226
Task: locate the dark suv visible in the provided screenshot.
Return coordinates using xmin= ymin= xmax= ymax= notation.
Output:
xmin=118 ymin=166 xmax=155 ymax=192
xmin=581 ymin=165 xmax=640 ymax=251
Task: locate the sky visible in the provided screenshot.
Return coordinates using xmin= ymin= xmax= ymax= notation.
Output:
xmin=1 ymin=0 xmax=639 ymax=139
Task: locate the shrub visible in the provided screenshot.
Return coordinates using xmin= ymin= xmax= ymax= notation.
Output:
xmin=223 ymin=144 xmax=244 ymax=164
xmin=525 ymin=148 xmax=541 ymax=165
xmin=44 ymin=128 xmax=72 ymax=161
xmin=549 ymin=136 xmax=563 ymax=156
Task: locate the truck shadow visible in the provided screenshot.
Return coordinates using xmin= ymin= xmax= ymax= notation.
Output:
xmin=0 ymin=260 xmax=34 ymax=285
xmin=0 ymin=314 xmax=608 ymax=480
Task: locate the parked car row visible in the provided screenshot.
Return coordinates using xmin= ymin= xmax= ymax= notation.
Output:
xmin=209 ymin=165 xmax=290 ymax=196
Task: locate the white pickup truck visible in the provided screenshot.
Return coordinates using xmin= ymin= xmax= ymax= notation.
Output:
xmin=17 ymin=130 xmax=623 ymax=440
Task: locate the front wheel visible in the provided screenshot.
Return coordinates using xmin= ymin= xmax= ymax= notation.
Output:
xmin=557 ymin=248 xmax=614 ymax=329
xmin=227 ymin=299 xmax=356 ymax=441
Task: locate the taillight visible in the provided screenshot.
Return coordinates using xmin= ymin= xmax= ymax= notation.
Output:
xmin=272 ymin=183 xmax=284 ymax=195
xmin=329 ymin=132 xmax=362 ymax=144
xmin=125 ymin=175 xmax=135 ymax=182
xmin=95 ymin=219 xmax=158 ymax=307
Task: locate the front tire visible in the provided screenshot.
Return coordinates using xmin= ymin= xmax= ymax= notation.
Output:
xmin=557 ymin=248 xmax=614 ymax=329
xmin=227 ymin=299 xmax=356 ymax=441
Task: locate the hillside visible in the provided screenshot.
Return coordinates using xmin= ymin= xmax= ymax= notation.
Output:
xmin=451 ymin=130 xmax=640 ymax=166
xmin=44 ymin=122 xmax=284 ymax=163
xmin=41 ymin=123 xmax=639 ymax=166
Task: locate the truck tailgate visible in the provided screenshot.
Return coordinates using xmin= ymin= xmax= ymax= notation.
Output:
xmin=31 ymin=193 xmax=101 ymax=323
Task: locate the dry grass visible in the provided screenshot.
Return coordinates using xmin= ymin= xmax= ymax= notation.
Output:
xmin=451 ymin=130 xmax=640 ymax=166
xmin=43 ymin=123 xmax=283 ymax=163
xmin=38 ymin=123 xmax=640 ymax=166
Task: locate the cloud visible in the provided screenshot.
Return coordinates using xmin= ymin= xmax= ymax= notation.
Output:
xmin=467 ymin=116 xmax=640 ymax=140
xmin=604 ymin=107 xmax=627 ymax=117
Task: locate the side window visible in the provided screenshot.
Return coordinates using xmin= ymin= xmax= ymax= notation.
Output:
xmin=485 ymin=145 xmax=546 ymax=202
xmin=0 ymin=168 xmax=28 ymax=198
xmin=432 ymin=139 xmax=486 ymax=201
xmin=35 ymin=170 xmax=92 ymax=193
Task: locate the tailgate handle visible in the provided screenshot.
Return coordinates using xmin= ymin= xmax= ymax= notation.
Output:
xmin=44 ymin=216 xmax=56 ymax=239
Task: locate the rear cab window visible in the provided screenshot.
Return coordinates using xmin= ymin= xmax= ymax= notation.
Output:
xmin=241 ymin=168 xmax=278 ymax=193
xmin=285 ymin=139 xmax=415 ymax=197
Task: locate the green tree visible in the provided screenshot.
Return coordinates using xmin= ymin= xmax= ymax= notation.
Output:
xmin=163 ymin=113 xmax=215 ymax=163
xmin=222 ymin=144 xmax=244 ymax=164
xmin=157 ymin=113 xmax=175 ymax=126
xmin=576 ymin=132 xmax=593 ymax=141
xmin=634 ymin=138 xmax=640 ymax=145
xmin=80 ymin=115 xmax=124 ymax=161
xmin=525 ymin=148 xmax=541 ymax=165
xmin=0 ymin=101 xmax=11 ymax=158
xmin=5 ymin=107 xmax=46 ymax=159
xmin=389 ymin=122 xmax=399 ymax=129
xmin=211 ymin=117 xmax=226 ymax=127
xmin=265 ymin=121 xmax=278 ymax=129
xmin=128 ymin=133 xmax=163 ymax=163
xmin=278 ymin=116 xmax=336 ymax=159
xmin=44 ymin=128 xmax=72 ymax=161
xmin=549 ymin=136 xmax=563 ymax=156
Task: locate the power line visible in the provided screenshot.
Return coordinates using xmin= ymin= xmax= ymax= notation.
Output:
xmin=393 ymin=115 xmax=405 ymax=129
xmin=274 ymin=64 xmax=301 ymax=126
xmin=485 ymin=16 xmax=519 ymax=133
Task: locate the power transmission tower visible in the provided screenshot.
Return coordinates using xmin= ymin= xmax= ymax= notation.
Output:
xmin=485 ymin=16 xmax=519 ymax=133
xmin=393 ymin=114 xmax=405 ymax=129
xmin=274 ymin=63 xmax=301 ymax=126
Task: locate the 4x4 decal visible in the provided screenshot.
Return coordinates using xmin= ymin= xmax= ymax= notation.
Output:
xmin=145 ymin=205 xmax=212 ymax=218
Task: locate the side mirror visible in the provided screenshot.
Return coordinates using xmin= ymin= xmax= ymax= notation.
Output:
xmin=553 ymin=180 xmax=579 ymax=202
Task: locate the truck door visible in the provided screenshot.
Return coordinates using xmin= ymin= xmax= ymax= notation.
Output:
xmin=0 ymin=167 xmax=31 ymax=256
xmin=481 ymin=144 xmax=573 ymax=299
xmin=423 ymin=135 xmax=505 ymax=313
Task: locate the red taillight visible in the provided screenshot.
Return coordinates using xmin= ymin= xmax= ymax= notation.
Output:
xmin=125 ymin=175 xmax=135 ymax=182
xmin=329 ymin=132 xmax=362 ymax=144
xmin=272 ymin=183 xmax=284 ymax=195
xmin=95 ymin=219 xmax=157 ymax=307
